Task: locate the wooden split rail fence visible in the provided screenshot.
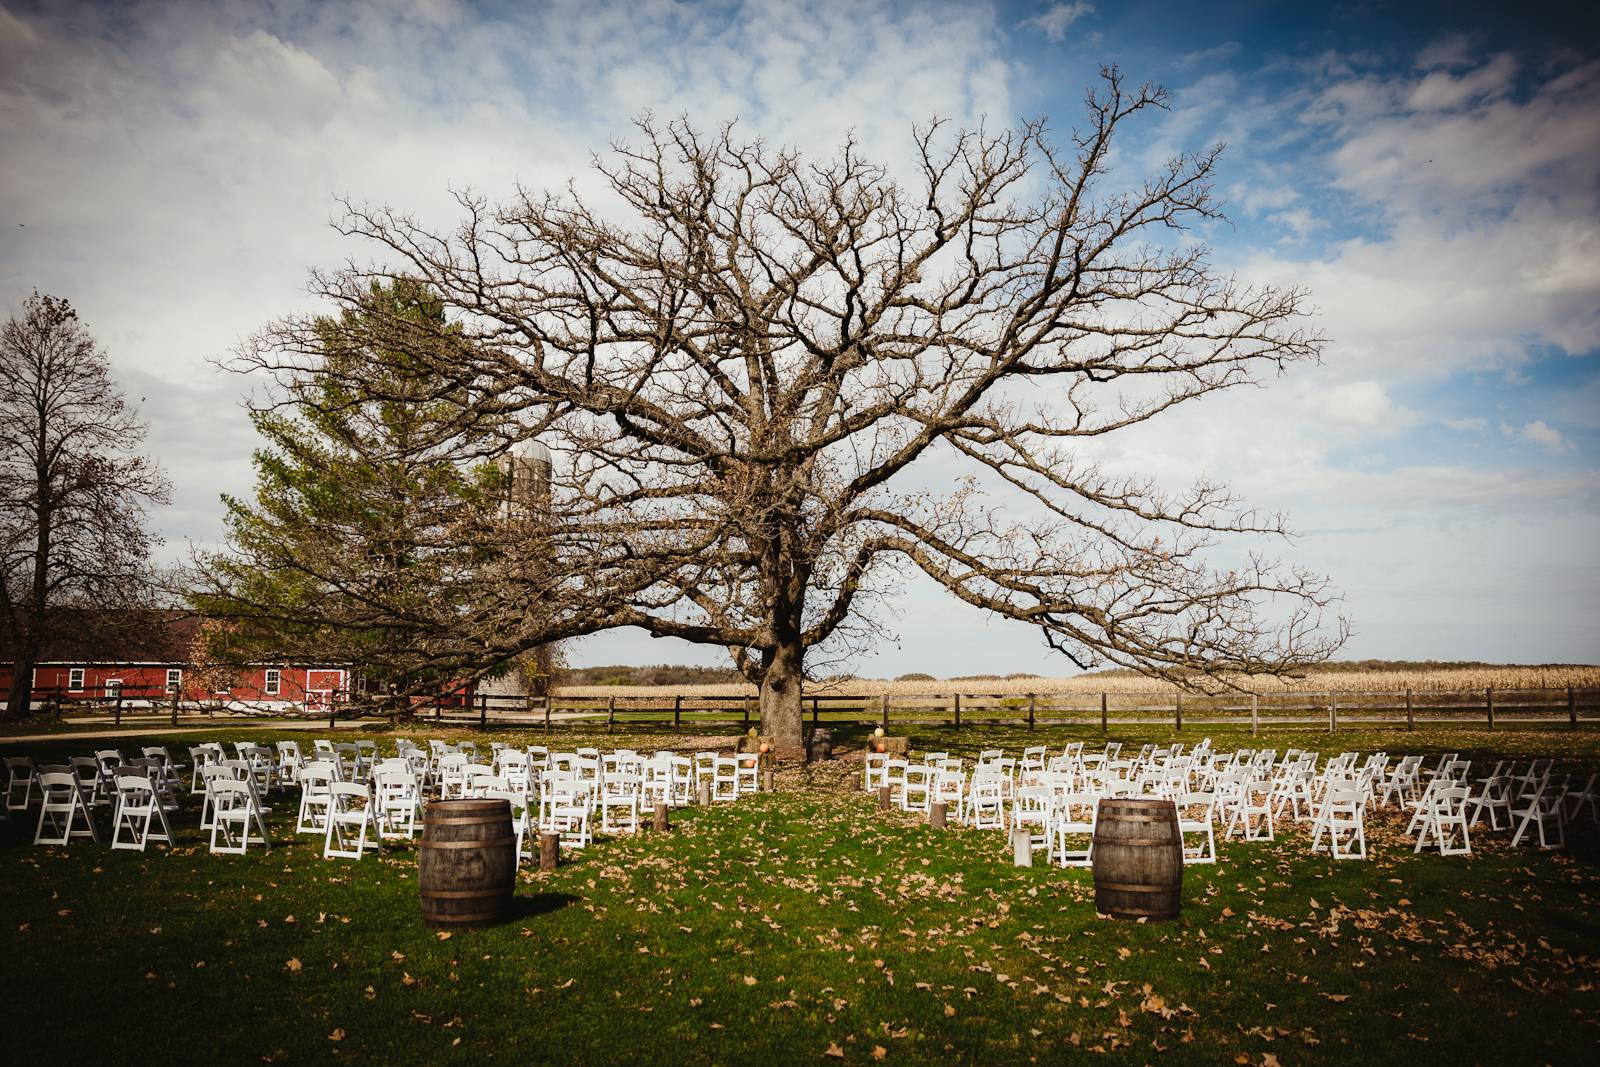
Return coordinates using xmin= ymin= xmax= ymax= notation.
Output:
xmin=412 ymin=686 xmax=1600 ymax=735
xmin=33 ymin=685 xmax=1600 ymax=736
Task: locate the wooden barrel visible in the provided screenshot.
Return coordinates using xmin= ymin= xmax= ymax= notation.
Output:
xmin=418 ymin=799 xmax=516 ymax=930
xmin=1091 ymin=797 xmax=1183 ymax=921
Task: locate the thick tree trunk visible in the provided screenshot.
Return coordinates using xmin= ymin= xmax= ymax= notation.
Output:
xmin=759 ymin=637 xmax=806 ymax=760
xmin=3 ymin=652 xmax=36 ymax=721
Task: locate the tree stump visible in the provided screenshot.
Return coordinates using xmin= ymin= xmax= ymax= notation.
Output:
xmin=1011 ymin=826 xmax=1033 ymax=867
xmin=652 ymin=803 xmax=669 ymax=832
xmin=696 ymin=780 xmax=712 ymax=806
xmin=538 ymin=831 xmax=559 ymax=873
xmin=877 ymin=786 xmax=891 ymax=811
xmin=930 ymin=801 xmax=948 ymax=829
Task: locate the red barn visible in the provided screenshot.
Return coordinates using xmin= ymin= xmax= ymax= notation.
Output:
xmin=0 ymin=610 xmax=352 ymax=712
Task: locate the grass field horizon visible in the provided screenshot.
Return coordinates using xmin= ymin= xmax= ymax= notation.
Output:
xmin=554 ymin=662 xmax=1600 ymax=699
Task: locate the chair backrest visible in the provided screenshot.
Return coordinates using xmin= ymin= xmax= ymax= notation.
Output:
xmin=38 ymin=770 xmax=79 ymax=802
xmin=209 ymin=778 xmax=254 ymax=803
xmin=328 ymin=781 xmax=370 ymax=806
xmin=115 ymin=773 xmax=157 ymax=804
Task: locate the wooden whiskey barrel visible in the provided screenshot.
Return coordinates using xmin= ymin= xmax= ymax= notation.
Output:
xmin=419 ymin=799 xmax=516 ymax=930
xmin=1091 ymin=797 xmax=1183 ymax=921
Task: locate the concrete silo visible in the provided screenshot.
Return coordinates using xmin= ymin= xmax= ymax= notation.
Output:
xmin=478 ymin=438 xmax=557 ymax=704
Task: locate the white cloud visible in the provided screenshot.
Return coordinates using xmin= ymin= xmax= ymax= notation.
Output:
xmin=0 ymin=0 xmax=1014 ymax=551
xmin=1018 ymin=2 xmax=1094 ymax=43
xmin=1520 ymin=419 xmax=1574 ymax=455
xmin=1443 ymin=416 xmax=1487 ymax=432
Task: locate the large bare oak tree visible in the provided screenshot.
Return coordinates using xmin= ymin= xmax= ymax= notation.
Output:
xmin=0 ymin=292 xmax=170 ymax=719
xmin=243 ymin=71 xmax=1343 ymax=754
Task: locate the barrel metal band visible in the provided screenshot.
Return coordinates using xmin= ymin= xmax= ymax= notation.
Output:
xmin=1092 ymin=835 xmax=1177 ymax=846
xmin=1095 ymin=880 xmax=1180 ymax=893
xmin=421 ymin=888 xmax=506 ymax=900
xmin=420 ymin=836 xmax=516 ymax=850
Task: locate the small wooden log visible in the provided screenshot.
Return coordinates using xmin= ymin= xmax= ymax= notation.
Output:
xmin=538 ymin=832 xmax=559 ymax=873
xmin=697 ymin=780 xmax=712 ymax=806
xmin=652 ymin=803 xmax=669 ymax=832
xmin=930 ymin=801 xmax=947 ymax=829
xmin=877 ymin=785 xmax=891 ymax=811
xmin=762 ymin=769 xmax=775 ymax=792
xmin=1011 ymin=827 xmax=1033 ymax=867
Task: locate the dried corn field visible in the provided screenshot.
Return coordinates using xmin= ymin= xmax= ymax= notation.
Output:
xmin=556 ymin=664 xmax=1600 ymax=699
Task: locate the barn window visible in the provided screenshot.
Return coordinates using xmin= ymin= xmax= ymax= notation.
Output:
xmin=264 ymin=669 xmax=281 ymax=696
xmin=68 ymin=668 xmax=85 ymax=690
xmin=166 ymin=668 xmax=183 ymax=690
xmin=105 ymin=678 xmax=122 ymax=699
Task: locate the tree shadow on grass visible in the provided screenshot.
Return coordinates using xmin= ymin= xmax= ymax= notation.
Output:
xmin=508 ymin=891 xmax=579 ymax=920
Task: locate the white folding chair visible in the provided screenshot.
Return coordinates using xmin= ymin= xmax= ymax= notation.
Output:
xmin=1178 ymin=790 xmax=1217 ymax=864
xmin=967 ymin=772 xmax=1004 ymax=829
xmin=1011 ymin=785 xmax=1052 ymax=852
xmin=295 ymin=762 xmax=337 ymax=835
xmin=323 ymin=782 xmax=382 ymax=859
xmin=863 ymin=752 xmax=888 ymax=792
xmin=1509 ymin=777 xmax=1565 ymax=849
xmin=711 ymin=756 xmax=739 ymax=802
xmin=1563 ymin=771 xmax=1597 ymax=823
xmin=539 ymin=774 xmax=593 ymax=849
xmin=1414 ymin=784 xmax=1471 ymax=856
xmin=599 ymin=772 xmax=642 ymax=835
xmin=1310 ymin=783 xmax=1367 ymax=860
xmin=1051 ymin=793 xmax=1096 ymax=868
xmin=5 ymin=756 xmax=38 ymax=812
xmin=372 ymin=765 xmax=422 ymax=840
xmin=111 ymin=773 xmax=174 ymax=851
xmin=35 ymin=770 xmax=99 ymax=845
xmin=485 ymin=789 xmax=532 ymax=863
xmin=1225 ymin=779 xmax=1274 ymax=841
xmin=735 ymin=753 xmax=760 ymax=796
xmin=208 ymin=778 xmax=271 ymax=855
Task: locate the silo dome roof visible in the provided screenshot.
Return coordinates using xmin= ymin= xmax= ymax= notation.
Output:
xmin=511 ymin=439 xmax=552 ymax=464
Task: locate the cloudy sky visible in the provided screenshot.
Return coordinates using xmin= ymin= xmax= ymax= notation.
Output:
xmin=2 ymin=0 xmax=1597 ymax=674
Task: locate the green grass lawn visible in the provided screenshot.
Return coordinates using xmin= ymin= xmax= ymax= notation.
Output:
xmin=2 ymin=725 xmax=1597 ymax=1064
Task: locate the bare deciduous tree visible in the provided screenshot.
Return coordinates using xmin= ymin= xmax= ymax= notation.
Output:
xmin=244 ymin=70 xmax=1344 ymax=754
xmin=0 ymin=292 xmax=170 ymax=719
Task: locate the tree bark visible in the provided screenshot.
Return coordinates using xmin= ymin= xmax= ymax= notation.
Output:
xmin=3 ymin=651 xmax=34 ymax=721
xmin=759 ymin=635 xmax=806 ymax=759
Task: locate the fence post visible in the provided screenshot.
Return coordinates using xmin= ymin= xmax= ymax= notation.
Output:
xmin=480 ymin=693 xmax=488 ymax=730
xmin=169 ymin=682 xmax=179 ymax=727
xmin=1405 ymin=687 xmax=1414 ymax=731
xmin=608 ymin=695 xmax=616 ymax=733
xmin=880 ymin=694 xmax=889 ymax=734
xmin=1174 ymin=692 xmax=1183 ymax=733
xmin=673 ymin=694 xmax=682 ymax=731
xmin=329 ymin=692 xmax=337 ymax=731
xmin=1570 ymin=686 xmax=1578 ymax=729
xmin=114 ymin=690 xmax=123 ymax=727
xmin=1328 ymin=690 xmax=1337 ymax=733
xmin=544 ymin=695 xmax=551 ymax=734
xmin=812 ymin=697 xmax=819 ymax=727
xmin=953 ymin=692 xmax=961 ymax=730
xmin=1250 ymin=692 xmax=1258 ymax=737
xmin=1027 ymin=692 xmax=1036 ymax=730
xmin=1485 ymin=686 xmax=1494 ymax=731
xmin=1100 ymin=692 xmax=1107 ymax=734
